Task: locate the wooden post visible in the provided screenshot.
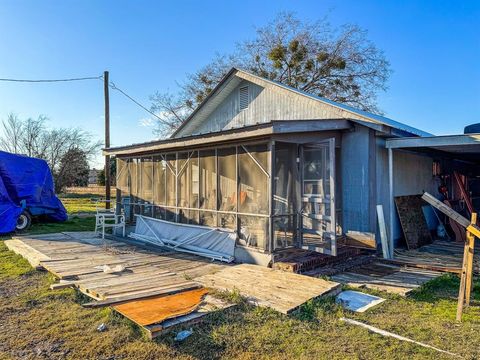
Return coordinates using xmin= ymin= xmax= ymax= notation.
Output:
xmin=465 ymin=212 xmax=477 ymax=306
xmin=422 ymin=193 xmax=478 ymax=322
xmin=456 ymin=212 xmax=477 ymax=321
xmin=104 ymin=71 xmax=111 ymax=210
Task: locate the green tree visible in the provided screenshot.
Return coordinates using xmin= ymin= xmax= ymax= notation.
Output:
xmin=97 ymin=157 xmax=116 ymax=186
xmin=55 ymin=148 xmax=90 ymax=192
xmin=150 ymin=12 xmax=390 ymax=136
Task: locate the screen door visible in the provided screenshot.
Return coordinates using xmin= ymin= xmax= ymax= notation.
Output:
xmin=300 ymin=138 xmax=336 ymax=255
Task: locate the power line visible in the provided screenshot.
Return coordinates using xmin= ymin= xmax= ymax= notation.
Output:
xmin=0 ymin=75 xmax=103 ymax=83
xmin=0 ymin=73 xmax=168 ymax=126
xmin=108 ymin=81 xmax=171 ymax=126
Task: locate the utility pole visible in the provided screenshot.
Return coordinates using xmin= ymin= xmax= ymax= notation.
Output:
xmin=104 ymin=71 xmax=111 ymax=209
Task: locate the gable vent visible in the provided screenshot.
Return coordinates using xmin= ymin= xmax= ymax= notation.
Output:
xmin=239 ymin=86 xmax=249 ymax=110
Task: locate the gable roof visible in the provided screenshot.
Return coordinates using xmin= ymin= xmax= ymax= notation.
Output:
xmin=172 ymin=67 xmax=431 ymax=138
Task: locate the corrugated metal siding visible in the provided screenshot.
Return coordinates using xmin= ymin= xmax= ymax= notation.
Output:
xmin=375 ymin=144 xmax=437 ymax=245
xmin=180 ymin=78 xmax=354 ymax=137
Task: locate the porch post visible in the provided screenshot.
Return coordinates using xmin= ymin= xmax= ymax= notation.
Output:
xmin=388 ymin=147 xmax=394 ymax=258
xmin=269 ymin=140 xmax=275 ymax=254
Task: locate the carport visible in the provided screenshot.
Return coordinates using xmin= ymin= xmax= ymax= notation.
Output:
xmin=386 ymin=133 xmax=480 ymax=254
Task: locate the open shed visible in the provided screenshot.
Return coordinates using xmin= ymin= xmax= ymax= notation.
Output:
xmin=386 ymin=132 xmax=480 ymax=252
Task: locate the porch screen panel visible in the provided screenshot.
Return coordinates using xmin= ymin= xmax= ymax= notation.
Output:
xmin=177 ymin=151 xmax=199 ymax=224
xmin=165 ymin=154 xmax=176 ymax=207
xmin=153 ymin=155 xmax=166 ymax=220
xmin=139 ymin=157 xmax=153 ymax=216
xmin=238 ymin=144 xmax=268 ymax=215
xmin=238 ymin=215 xmax=268 ymax=250
xmin=153 ymin=155 xmax=166 ymax=205
xmin=129 ymin=158 xmax=140 ymax=218
xmin=129 ymin=158 xmax=139 ymax=197
xmin=199 ymin=150 xmax=217 ymax=210
xmin=218 ymin=147 xmax=237 ymax=212
xmin=116 ymin=158 xmax=129 ymax=194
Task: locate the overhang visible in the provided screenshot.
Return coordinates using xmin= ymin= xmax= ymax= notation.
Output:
xmin=103 ymin=119 xmax=352 ymax=156
xmin=385 ymin=133 xmax=480 ymax=163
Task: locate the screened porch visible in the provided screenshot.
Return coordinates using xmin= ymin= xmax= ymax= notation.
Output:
xmin=115 ymin=139 xmax=337 ymax=255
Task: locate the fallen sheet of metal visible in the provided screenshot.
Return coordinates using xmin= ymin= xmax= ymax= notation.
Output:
xmin=113 ymin=288 xmax=209 ymax=326
xmin=336 ymin=290 xmax=385 ymax=312
xmin=130 ymin=215 xmax=235 ymax=262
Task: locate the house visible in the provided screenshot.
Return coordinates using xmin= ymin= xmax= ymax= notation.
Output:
xmin=104 ymin=68 xmax=441 ymax=265
xmin=88 ymin=168 xmax=100 ymax=185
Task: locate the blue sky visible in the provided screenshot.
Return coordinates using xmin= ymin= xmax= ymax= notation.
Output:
xmin=0 ymin=0 xmax=479 ymax=167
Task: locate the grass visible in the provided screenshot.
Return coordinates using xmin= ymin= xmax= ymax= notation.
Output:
xmin=1 ymin=194 xmax=480 ymax=358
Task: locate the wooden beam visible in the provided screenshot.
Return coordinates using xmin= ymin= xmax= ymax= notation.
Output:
xmin=82 ymin=283 xmax=201 ymax=308
xmin=421 ymin=193 xmax=472 ymax=230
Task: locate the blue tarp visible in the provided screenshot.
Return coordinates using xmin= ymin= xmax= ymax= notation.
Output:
xmin=0 ymin=151 xmax=67 ymax=234
xmin=0 ymin=174 xmax=22 ymax=234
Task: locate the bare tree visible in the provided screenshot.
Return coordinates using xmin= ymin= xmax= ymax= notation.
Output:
xmin=0 ymin=113 xmax=24 ymax=153
xmin=0 ymin=113 xmax=102 ymax=186
xmin=151 ymin=12 xmax=391 ymax=136
xmin=21 ymin=115 xmax=47 ymax=157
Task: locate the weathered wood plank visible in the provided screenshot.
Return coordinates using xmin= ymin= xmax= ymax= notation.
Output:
xmin=197 ymin=264 xmax=340 ymax=314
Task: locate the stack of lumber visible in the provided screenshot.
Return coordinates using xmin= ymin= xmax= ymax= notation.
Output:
xmin=391 ymin=240 xmax=479 ymax=274
xmin=5 ymin=231 xmax=343 ymax=337
xmin=273 ymin=246 xmax=363 ymax=273
xmin=331 ymin=261 xmax=442 ymax=296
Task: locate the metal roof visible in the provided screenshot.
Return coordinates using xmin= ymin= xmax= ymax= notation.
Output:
xmin=386 ymin=133 xmax=480 ymax=151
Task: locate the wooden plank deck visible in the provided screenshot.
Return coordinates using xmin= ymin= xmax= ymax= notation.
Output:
xmin=5 ymin=232 xmax=225 ymax=303
xmin=6 ymin=232 xmax=341 ymax=315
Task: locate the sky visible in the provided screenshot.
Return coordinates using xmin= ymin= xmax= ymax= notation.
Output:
xmin=0 ymin=0 xmax=479 ymax=167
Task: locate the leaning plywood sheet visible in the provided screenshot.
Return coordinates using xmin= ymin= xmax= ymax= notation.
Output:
xmin=394 ymin=195 xmax=432 ymax=249
xmin=114 ymin=288 xmax=209 ymax=326
xmin=197 ymin=264 xmax=341 ymax=314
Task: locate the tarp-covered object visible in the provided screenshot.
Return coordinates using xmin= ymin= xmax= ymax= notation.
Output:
xmin=0 ymin=174 xmax=22 ymax=234
xmin=0 ymin=151 xmax=67 ymax=230
xmin=131 ymin=215 xmax=236 ymax=262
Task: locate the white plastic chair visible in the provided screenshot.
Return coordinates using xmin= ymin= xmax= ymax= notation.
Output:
xmin=94 ymin=199 xmax=126 ymax=239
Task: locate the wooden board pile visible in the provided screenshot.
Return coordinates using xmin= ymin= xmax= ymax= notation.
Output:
xmin=331 ymin=261 xmax=441 ymax=296
xmin=5 ymin=232 xmax=342 ymax=336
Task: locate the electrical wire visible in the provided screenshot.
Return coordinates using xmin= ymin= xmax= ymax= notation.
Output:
xmin=0 ymin=74 xmax=168 ymax=126
xmin=0 ymin=75 xmax=103 ymax=83
xmin=108 ymin=81 xmax=171 ymax=126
